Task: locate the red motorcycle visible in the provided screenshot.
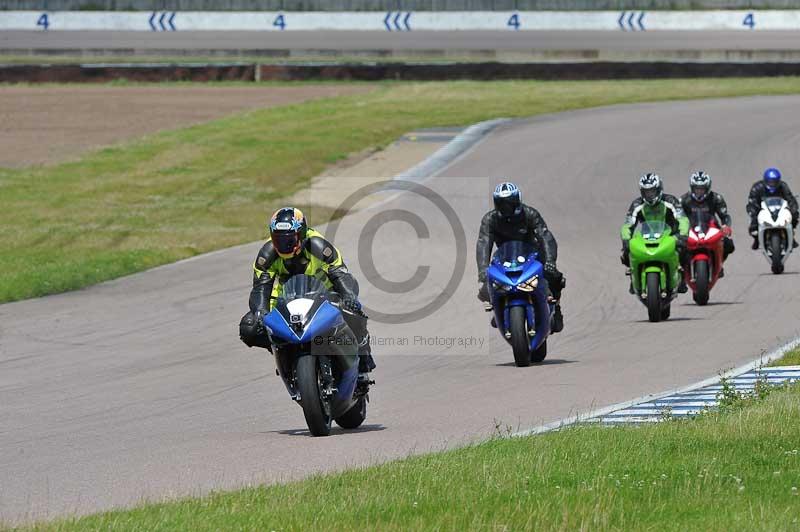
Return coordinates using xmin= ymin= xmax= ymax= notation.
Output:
xmin=685 ymin=211 xmax=727 ymax=306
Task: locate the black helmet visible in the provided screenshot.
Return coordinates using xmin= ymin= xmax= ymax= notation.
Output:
xmin=689 ymin=171 xmax=712 ymax=202
xmin=493 ymin=181 xmax=522 ymax=218
xmin=269 ymin=207 xmax=308 ymax=259
xmin=639 ymin=173 xmax=663 ymax=206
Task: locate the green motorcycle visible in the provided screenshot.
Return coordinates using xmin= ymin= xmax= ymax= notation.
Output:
xmin=628 ymin=221 xmax=681 ymax=322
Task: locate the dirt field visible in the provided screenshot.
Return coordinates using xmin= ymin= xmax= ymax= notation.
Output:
xmin=0 ymin=84 xmax=374 ymax=167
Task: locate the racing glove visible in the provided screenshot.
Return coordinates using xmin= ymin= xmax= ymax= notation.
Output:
xmin=341 ymin=297 xmax=362 ymax=314
xmin=544 ymin=261 xmax=559 ymax=277
xmin=721 ymin=225 xmax=733 ymax=237
xmin=253 ymin=310 xmax=266 ymax=333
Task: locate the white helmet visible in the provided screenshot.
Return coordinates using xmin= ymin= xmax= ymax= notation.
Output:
xmin=689 ymin=171 xmax=712 ymax=201
xmin=639 ymin=173 xmax=663 ymax=206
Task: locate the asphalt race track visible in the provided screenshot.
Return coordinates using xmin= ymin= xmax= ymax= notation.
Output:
xmin=2 ymin=96 xmax=800 ymax=523
xmin=5 ymin=30 xmax=800 ymax=52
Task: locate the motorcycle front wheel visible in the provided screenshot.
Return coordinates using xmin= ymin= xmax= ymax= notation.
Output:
xmin=510 ymin=306 xmax=532 ymax=367
xmin=296 ymin=355 xmax=332 ymax=436
xmin=646 ymin=272 xmax=662 ymax=323
xmin=693 ymin=260 xmax=710 ymax=306
xmin=770 ymin=232 xmax=785 ymax=274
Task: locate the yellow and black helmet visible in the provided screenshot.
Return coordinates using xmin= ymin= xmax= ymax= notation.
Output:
xmin=269 ymin=207 xmax=308 ymax=258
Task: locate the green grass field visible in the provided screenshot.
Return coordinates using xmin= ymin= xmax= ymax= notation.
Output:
xmin=4 ymin=78 xmax=800 ymax=304
xmin=30 ymin=356 xmax=800 ymax=531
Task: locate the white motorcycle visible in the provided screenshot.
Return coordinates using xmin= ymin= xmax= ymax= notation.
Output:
xmin=758 ymin=197 xmax=794 ymax=274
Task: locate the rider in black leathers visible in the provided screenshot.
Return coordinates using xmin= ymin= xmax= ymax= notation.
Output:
xmin=747 ymin=167 xmax=799 ymax=250
xmin=680 ymin=171 xmax=735 ymax=271
xmin=476 ymin=182 xmax=564 ymax=333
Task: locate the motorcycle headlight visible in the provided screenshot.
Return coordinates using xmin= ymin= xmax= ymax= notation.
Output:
xmin=517 ymin=275 xmax=539 ymax=292
xmin=492 ymin=281 xmax=511 ymax=294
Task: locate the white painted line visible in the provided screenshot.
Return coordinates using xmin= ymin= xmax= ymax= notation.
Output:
xmin=396 ymin=119 xmax=510 ymax=182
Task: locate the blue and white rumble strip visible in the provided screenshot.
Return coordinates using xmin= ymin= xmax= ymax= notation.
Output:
xmin=590 ymin=366 xmax=800 ymax=424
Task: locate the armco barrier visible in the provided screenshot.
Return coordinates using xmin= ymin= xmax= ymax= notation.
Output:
xmin=258 ymin=61 xmax=800 ymax=80
xmin=0 ymin=63 xmax=255 ymax=82
xmin=5 ymin=61 xmax=800 ymax=83
xmin=3 ymin=10 xmax=800 ymax=31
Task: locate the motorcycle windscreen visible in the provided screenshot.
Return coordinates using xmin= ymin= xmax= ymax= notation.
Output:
xmin=765 ymin=197 xmax=786 ymax=212
xmin=635 ymin=221 xmax=670 ymax=241
xmin=277 ymin=274 xmax=328 ymax=305
xmin=492 ymin=241 xmax=538 ymax=269
xmin=689 ymin=210 xmax=714 ymax=234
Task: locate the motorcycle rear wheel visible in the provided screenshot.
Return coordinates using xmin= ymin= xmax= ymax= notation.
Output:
xmin=296 ymin=355 xmax=332 ymax=437
xmin=510 ymin=306 xmax=532 ymax=367
xmin=531 ymin=339 xmax=548 ymax=363
xmin=693 ymin=260 xmax=710 ymax=306
xmin=770 ymin=232 xmax=785 ymax=274
xmin=335 ymin=396 xmax=367 ymax=430
xmin=646 ymin=272 xmax=662 ymax=323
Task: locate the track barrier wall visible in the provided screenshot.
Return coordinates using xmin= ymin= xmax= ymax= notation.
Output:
xmin=2 ymin=10 xmax=800 ymax=31
xmin=1 ymin=1 xmax=798 ymax=11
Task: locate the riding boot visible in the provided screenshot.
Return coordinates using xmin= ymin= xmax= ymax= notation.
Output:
xmin=752 ymin=235 xmax=759 ymax=250
xmin=678 ymin=267 xmax=689 ymax=292
xmin=678 ymin=279 xmax=689 ymax=294
xmin=357 ymin=338 xmax=376 ymax=373
xmin=341 ymin=309 xmax=375 ymax=375
xmin=551 ymin=304 xmax=564 ymax=333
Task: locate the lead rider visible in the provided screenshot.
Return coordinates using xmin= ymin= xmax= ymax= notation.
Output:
xmin=239 ymin=207 xmax=376 ymax=379
xmin=476 ymin=182 xmax=565 ymax=333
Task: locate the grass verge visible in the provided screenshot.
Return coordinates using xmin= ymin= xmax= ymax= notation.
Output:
xmin=30 ymin=381 xmax=800 ymax=530
xmin=4 ymin=78 xmax=800 ymax=303
xmin=771 ymin=347 xmax=800 ymax=367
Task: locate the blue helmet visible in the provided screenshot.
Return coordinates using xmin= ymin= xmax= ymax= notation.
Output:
xmin=764 ymin=167 xmax=782 ymax=193
xmin=493 ymin=182 xmax=522 ymax=218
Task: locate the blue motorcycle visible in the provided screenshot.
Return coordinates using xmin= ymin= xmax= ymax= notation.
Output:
xmin=486 ymin=241 xmax=554 ymax=366
xmin=263 ymin=274 xmax=367 ymax=436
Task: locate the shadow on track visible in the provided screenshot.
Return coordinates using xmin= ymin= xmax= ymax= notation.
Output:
xmin=494 ymin=358 xmax=576 ymax=368
xmin=679 ymin=301 xmax=743 ymax=307
xmin=270 ymin=424 xmax=387 ymax=438
xmin=632 ymin=317 xmax=704 ymax=323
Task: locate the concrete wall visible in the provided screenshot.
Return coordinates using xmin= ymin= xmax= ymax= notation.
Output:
xmin=4 ymin=10 xmax=798 ymax=31
xmin=2 ymin=1 xmax=797 ymax=11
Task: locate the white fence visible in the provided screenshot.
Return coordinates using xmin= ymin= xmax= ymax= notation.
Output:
xmin=2 ymin=10 xmax=800 ymax=32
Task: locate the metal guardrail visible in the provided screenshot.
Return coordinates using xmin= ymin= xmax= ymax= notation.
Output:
xmin=6 ymin=61 xmax=800 ymax=83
